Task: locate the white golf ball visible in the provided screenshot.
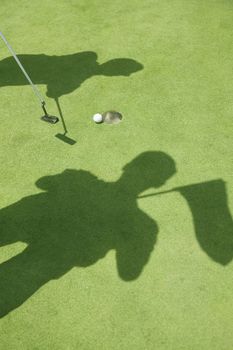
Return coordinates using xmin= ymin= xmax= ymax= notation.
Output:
xmin=93 ymin=113 xmax=103 ymax=123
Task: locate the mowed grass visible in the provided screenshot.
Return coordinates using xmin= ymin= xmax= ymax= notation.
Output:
xmin=0 ymin=0 xmax=233 ymax=349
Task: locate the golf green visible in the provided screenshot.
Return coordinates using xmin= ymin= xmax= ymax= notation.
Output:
xmin=0 ymin=1 xmax=233 ymax=349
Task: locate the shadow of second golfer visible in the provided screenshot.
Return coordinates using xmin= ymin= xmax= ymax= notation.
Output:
xmin=0 ymin=151 xmax=175 ymax=317
xmin=0 ymin=150 xmax=233 ymax=318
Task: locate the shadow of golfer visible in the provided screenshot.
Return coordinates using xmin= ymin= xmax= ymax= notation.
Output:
xmin=0 ymin=151 xmax=175 ymax=318
xmin=0 ymin=51 xmax=143 ymax=141
xmin=0 ymin=51 xmax=143 ymax=98
xmin=1 ymin=151 xmax=232 ymax=318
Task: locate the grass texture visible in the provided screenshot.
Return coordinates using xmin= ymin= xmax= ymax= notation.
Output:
xmin=0 ymin=0 xmax=233 ymax=349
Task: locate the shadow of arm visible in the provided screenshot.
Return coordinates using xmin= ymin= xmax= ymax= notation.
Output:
xmin=115 ymin=216 xmax=157 ymax=281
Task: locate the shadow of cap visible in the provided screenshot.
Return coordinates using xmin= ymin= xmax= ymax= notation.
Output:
xmin=122 ymin=151 xmax=176 ymax=188
xmin=99 ymin=58 xmax=144 ymax=76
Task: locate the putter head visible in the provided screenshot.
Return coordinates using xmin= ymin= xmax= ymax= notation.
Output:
xmin=41 ymin=115 xmax=59 ymax=124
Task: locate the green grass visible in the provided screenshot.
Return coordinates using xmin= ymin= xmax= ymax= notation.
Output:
xmin=0 ymin=0 xmax=233 ymax=349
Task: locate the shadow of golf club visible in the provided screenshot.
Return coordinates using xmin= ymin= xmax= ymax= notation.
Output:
xmin=54 ymin=97 xmax=76 ymax=145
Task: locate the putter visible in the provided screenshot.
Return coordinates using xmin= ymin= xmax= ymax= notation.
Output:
xmin=0 ymin=30 xmax=59 ymax=124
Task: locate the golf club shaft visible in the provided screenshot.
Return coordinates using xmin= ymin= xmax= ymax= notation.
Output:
xmin=0 ymin=30 xmax=45 ymax=106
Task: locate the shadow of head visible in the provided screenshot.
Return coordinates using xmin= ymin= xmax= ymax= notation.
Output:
xmin=99 ymin=58 xmax=144 ymax=76
xmin=121 ymin=151 xmax=176 ymax=192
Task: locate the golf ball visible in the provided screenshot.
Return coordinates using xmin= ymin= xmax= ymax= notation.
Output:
xmin=93 ymin=113 xmax=103 ymax=123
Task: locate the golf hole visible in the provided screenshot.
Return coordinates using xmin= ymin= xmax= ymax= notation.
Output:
xmin=103 ymin=111 xmax=123 ymax=124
